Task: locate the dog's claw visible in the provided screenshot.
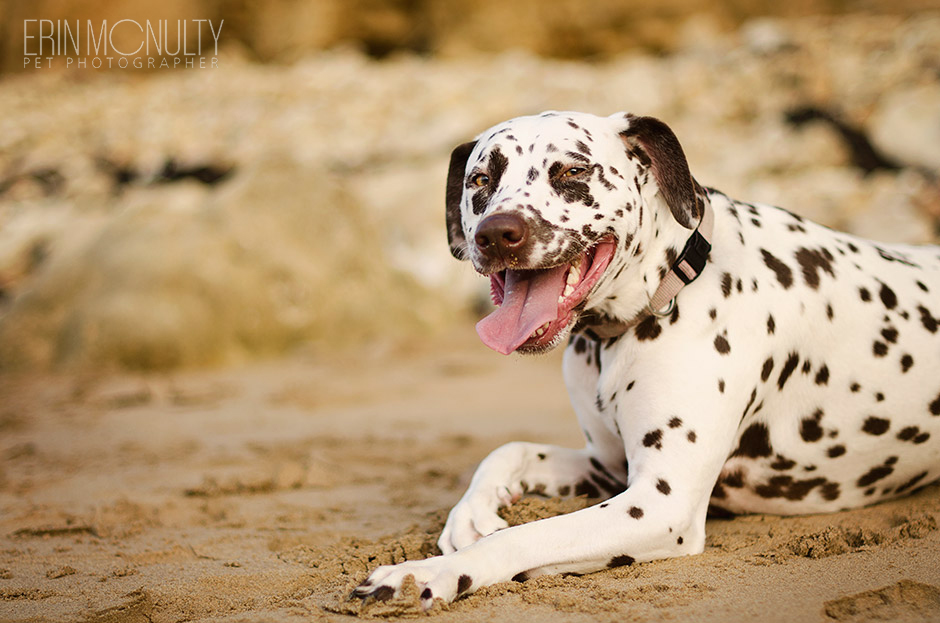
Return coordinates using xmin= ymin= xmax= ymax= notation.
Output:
xmin=349 ymin=582 xmax=395 ymax=603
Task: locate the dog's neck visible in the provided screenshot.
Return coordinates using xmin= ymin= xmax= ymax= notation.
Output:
xmin=577 ymin=191 xmax=714 ymax=339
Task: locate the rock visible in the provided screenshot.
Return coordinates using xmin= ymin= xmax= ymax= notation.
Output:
xmin=1 ymin=13 xmax=938 ymax=371
xmin=870 ymin=83 xmax=940 ymax=171
xmin=0 ymin=160 xmax=454 ymax=370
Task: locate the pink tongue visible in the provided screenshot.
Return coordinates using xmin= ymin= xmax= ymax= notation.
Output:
xmin=476 ymin=265 xmax=569 ymax=355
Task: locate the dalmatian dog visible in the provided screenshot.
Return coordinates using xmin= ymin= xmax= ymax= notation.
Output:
xmin=352 ymin=111 xmax=940 ymax=607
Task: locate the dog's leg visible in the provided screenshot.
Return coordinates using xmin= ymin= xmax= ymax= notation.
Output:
xmin=352 ymin=350 xmax=740 ymax=607
xmin=438 ymin=441 xmax=626 ymax=554
xmin=352 ymin=462 xmax=710 ymax=607
xmin=438 ymin=339 xmax=628 ymax=555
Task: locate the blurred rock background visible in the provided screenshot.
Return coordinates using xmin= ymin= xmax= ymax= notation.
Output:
xmin=0 ymin=1 xmax=938 ymax=370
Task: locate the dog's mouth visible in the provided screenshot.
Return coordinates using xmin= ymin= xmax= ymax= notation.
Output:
xmin=476 ymin=237 xmax=617 ymax=355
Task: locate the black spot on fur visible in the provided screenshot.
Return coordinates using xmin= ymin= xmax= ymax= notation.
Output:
xmin=634 ymin=315 xmax=662 ymax=341
xmin=721 ymin=273 xmax=733 ymax=298
xmin=669 ymin=417 xmax=683 ymax=428
xmin=767 ymin=314 xmax=776 ymax=335
xmin=755 ymin=475 xmax=832 ymax=501
xmin=488 ymin=147 xmax=508 ymax=186
xmin=901 ymin=354 xmax=914 ymax=372
xmin=878 ymin=282 xmax=898 ymax=309
xmin=917 ymin=306 xmax=938 ymax=333
xmin=862 ymin=417 xmax=890 ymax=435
xmin=421 ymin=588 xmax=433 ymax=600
xmin=761 ymin=357 xmax=774 ymax=382
xmin=573 ymin=336 xmax=588 ymax=354
xmin=761 ymin=249 xmax=794 ymax=289
xmin=800 ymin=410 xmax=824 ymax=442
xmin=575 ymin=480 xmax=600 ymax=498
xmin=821 ymin=482 xmax=841 ymax=500
xmin=590 ymin=473 xmax=623 ymax=496
xmin=469 ymin=148 xmax=507 ymax=216
xmin=742 ymin=388 xmax=757 ymax=420
xmin=930 ymin=391 xmax=940 ymax=416
xmin=688 ymin=431 xmax=697 ymax=443
xmin=548 ymin=160 xmax=595 ymax=206
xmin=629 ymin=506 xmax=644 ymax=519
xmin=714 ymin=334 xmax=731 ymax=355
xmin=777 ymin=352 xmax=800 ymax=390
xmin=857 ymin=459 xmax=895 ymax=487
xmin=897 ymin=427 xmax=919 ymax=441
xmin=457 ymin=575 xmax=473 ymax=595
xmin=896 ymin=471 xmax=928 ymax=494
xmin=794 ymin=247 xmax=835 ymax=289
xmin=710 ymin=484 xmax=728 ymax=501
xmin=723 ymin=470 xmax=745 ymax=487
xmin=873 ymin=341 xmax=889 ymax=357
xmin=828 ymin=445 xmax=846 ymax=458
xmin=859 ymin=287 xmax=871 ymax=302
xmin=718 ymin=379 xmax=726 ymax=393
xmin=643 ymin=429 xmax=664 ymax=450
xmin=733 ymin=423 xmax=773 ymax=458
xmin=815 ymin=365 xmax=830 ymax=385
xmin=656 ymin=479 xmax=672 ymax=495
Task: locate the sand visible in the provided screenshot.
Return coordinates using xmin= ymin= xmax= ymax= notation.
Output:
xmin=2 ymin=332 xmax=940 ymax=622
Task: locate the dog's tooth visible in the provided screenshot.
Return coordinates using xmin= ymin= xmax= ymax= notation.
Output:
xmin=566 ymin=268 xmax=580 ymax=285
xmin=562 ymin=284 xmax=574 ymax=298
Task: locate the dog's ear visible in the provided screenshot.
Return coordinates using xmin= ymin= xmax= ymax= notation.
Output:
xmin=445 ymin=140 xmax=477 ymax=260
xmin=620 ymin=115 xmax=702 ymax=229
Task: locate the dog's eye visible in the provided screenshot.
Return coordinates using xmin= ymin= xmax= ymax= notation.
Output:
xmin=470 ymin=173 xmax=490 ymax=187
xmin=563 ymin=167 xmax=587 ymax=178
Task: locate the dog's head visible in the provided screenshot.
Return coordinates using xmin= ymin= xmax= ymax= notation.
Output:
xmin=446 ymin=111 xmax=703 ymax=355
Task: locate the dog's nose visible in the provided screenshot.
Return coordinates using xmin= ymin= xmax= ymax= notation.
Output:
xmin=475 ymin=213 xmax=529 ymax=259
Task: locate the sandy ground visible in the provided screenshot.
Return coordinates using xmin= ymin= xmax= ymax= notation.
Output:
xmin=2 ymin=331 xmax=940 ymax=623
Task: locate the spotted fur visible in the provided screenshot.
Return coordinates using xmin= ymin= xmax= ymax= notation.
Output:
xmin=352 ymin=111 xmax=940 ymax=607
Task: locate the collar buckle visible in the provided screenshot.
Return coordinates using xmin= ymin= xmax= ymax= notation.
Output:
xmin=674 ymin=229 xmax=711 ymax=285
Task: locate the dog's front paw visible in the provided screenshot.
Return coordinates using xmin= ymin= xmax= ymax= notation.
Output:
xmin=438 ymin=487 xmax=512 ymax=554
xmin=350 ymin=557 xmax=476 ymax=608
